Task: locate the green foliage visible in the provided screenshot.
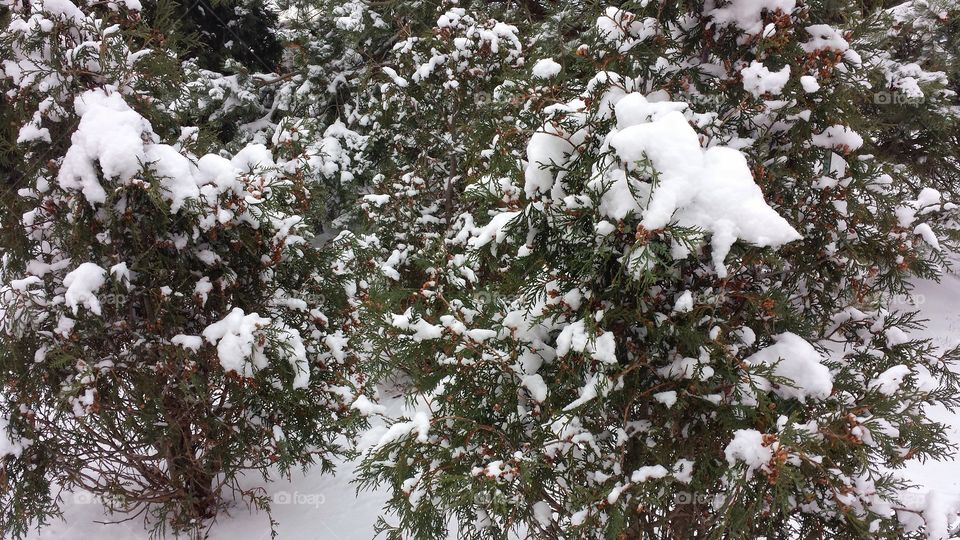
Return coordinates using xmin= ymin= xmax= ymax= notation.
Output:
xmin=1 ymin=0 xmax=958 ymax=539
xmin=351 ymin=1 xmax=960 ymax=539
xmin=0 ymin=2 xmax=371 ymax=537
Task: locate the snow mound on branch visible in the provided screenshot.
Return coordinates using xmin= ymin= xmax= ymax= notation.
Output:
xmin=555 ymin=320 xmax=617 ymax=364
xmin=596 ymin=7 xmax=657 ymax=53
xmin=708 ymin=0 xmax=796 ymax=35
xmin=631 ymin=465 xmax=669 ymax=483
xmin=896 ymin=490 xmax=960 ymax=540
xmin=276 ymin=322 xmax=310 ymax=389
xmin=562 ymin=373 xmax=609 ymax=411
xmin=202 ymin=308 xmax=271 ymax=379
xmin=0 ymin=415 xmax=26 ymax=458
xmin=812 ymin=124 xmax=863 ymax=152
xmin=470 ymin=211 xmax=521 ymax=248
xmin=62 ymin=262 xmax=107 ymax=316
xmin=869 ymin=365 xmax=911 ymax=395
xmin=740 ymin=61 xmax=791 ymax=98
xmin=673 ymin=290 xmax=693 ymax=313
xmin=744 ymin=332 xmax=833 ymax=402
xmin=59 ymin=90 xmax=153 ymax=205
xmin=532 ymin=58 xmax=561 ymax=79
xmin=724 ymin=428 xmax=775 ymax=477
xmin=801 ymin=24 xmax=849 ymax=53
xmin=605 ymin=93 xmax=801 ymax=277
xmin=802 ymin=24 xmax=861 ymax=65
xmin=58 ymin=89 xmax=276 ymax=213
xmin=520 ymin=90 xmax=799 ymax=276
xmin=39 ymin=0 xmax=87 ymax=22
xmin=351 ymin=395 xmax=386 ymax=416
xmin=521 ymin=374 xmax=548 ymax=402
xmin=524 ymin=115 xmax=582 ymax=198
xmin=390 ymin=309 xmax=443 ymax=341
xmin=171 ymin=334 xmax=202 ymax=351
xmin=369 ymin=411 xmax=432 ymax=448
xmin=800 ymin=75 xmax=820 ymax=93
xmin=200 ymin=306 xmax=317 ymax=390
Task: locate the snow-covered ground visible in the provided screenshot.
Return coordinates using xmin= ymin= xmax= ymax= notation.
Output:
xmin=21 ymin=276 xmax=960 ymax=540
xmin=29 ymin=459 xmax=390 ymax=540
xmin=904 ymin=275 xmax=960 ymax=501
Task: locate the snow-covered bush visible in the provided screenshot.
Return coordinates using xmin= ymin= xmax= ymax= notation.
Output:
xmin=355 ymin=2 xmax=960 ymax=539
xmin=1 ymin=0 xmax=959 ymax=538
xmin=867 ymin=0 xmax=960 ymax=200
xmin=0 ymin=1 xmax=370 ymax=535
xmin=354 ymin=2 xmax=526 ymax=285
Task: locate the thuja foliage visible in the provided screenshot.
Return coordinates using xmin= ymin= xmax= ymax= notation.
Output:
xmin=140 ymin=0 xmax=283 ymax=72
xmin=865 ymin=0 xmax=960 ymax=198
xmin=1 ymin=0 xmax=959 ymax=539
xmin=352 ymin=1 xmax=960 ymax=539
xmin=0 ymin=1 xmax=371 ymax=537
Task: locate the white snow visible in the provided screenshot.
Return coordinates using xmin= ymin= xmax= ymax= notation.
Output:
xmin=724 ymin=428 xmax=774 ymax=477
xmin=654 ymin=390 xmax=678 ymax=408
xmin=914 ymin=223 xmax=941 ymax=251
xmin=40 ymin=0 xmax=86 ymax=23
xmin=800 ymin=75 xmax=820 ymax=93
xmin=20 ymin=275 xmax=960 ymax=540
xmin=708 ymin=0 xmax=796 ymax=35
xmin=596 ymin=7 xmax=657 ymax=52
xmin=672 ymin=459 xmax=694 ymax=483
xmin=390 ymin=309 xmax=444 ymax=341
xmin=744 ymin=332 xmax=833 ymax=402
xmin=869 ymin=365 xmax=911 ymax=395
xmin=524 ymin=124 xmax=577 ymax=197
xmin=521 ymin=374 xmax=549 ymax=402
xmin=62 ymin=263 xmax=107 ymax=316
xmin=0 ymin=415 xmax=25 ymax=458
xmin=740 ymin=61 xmax=791 ymax=98
xmin=351 ymin=395 xmax=387 ymax=416
xmin=59 ymin=90 xmax=152 ymax=205
xmin=896 ymin=188 xmax=951 ymax=228
xmin=371 ymin=411 xmax=431 ymax=447
xmin=562 ymin=373 xmax=607 ymax=411
xmin=531 ymin=58 xmax=561 ymax=79
xmin=24 ymin=457 xmax=391 ymax=540
xmin=470 ymin=211 xmax=521 ymax=249
xmin=555 ymin=320 xmax=618 ymax=364
xmin=532 ymin=501 xmax=553 ymax=526
xmin=56 ymin=89 xmax=267 ymax=213
xmin=202 ymin=308 xmax=272 ymax=379
xmin=194 ymin=277 xmax=213 ymax=306
xmin=171 ymin=334 xmax=203 ymax=352
xmin=802 ymin=24 xmax=850 ymax=54
xmin=631 ymin=465 xmax=669 ymax=483
xmin=276 ymin=323 xmax=310 ymax=389
xmin=606 ymin=94 xmax=801 ymax=276
xmin=324 ymin=331 xmax=349 ymax=362
xmin=109 ymin=262 xmax=131 ymax=287
xmin=17 ymin=122 xmax=51 ymax=144
xmin=812 ymin=124 xmax=864 ymax=152
xmin=673 ymin=290 xmax=693 ymax=313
